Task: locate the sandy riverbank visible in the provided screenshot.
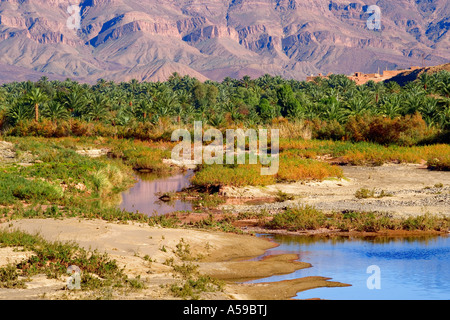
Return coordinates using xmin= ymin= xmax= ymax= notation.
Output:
xmin=0 ymin=218 xmax=347 ymax=300
xmin=218 ymin=163 xmax=450 ymax=218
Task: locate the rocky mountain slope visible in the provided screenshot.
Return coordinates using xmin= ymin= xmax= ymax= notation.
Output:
xmin=0 ymin=0 xmax=448 ymax=83
xmin=386 ymin=62 xmax=450 ymax=85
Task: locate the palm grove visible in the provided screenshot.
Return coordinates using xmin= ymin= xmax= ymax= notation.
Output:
xmin=0 ymin=71 xmax=449 ymax=145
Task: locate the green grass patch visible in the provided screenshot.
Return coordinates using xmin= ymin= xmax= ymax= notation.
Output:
xmin=0 ymin=228 xmax=137 ymax=291
xmin=0 ymin=172 xmax=63 ymax=205
xmin=267 ymin=206 xmax=327 ymax=231
xmin=166 ymin=238 xmax=224 ymax=300
xmin=0 ymin=263 xmax=27 ymax=289
xmin=264 ymin=207 xmax=449 ymax=233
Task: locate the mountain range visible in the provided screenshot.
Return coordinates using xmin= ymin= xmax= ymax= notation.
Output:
xmin=0 ymin=0 xmax=448 ymax=84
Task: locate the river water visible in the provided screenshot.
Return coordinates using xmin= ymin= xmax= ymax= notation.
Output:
xmin=119 ymin=170 xmax=194 ymax=216
xmin=119 ymin=172 xmax=449 ymax=300
xmin=248 ymin=234 xmax=450 ymax=300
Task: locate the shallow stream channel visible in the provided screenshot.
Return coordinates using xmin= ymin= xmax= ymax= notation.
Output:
xmin=119 ymin=171 xmax=450 ymax=300
xmin=119 ymin=170 xmax=194 ymax=216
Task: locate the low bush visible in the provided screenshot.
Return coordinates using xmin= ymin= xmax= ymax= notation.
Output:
xmin=264 ymin=208 xmax=449 ymax=232
xmin=310 ymin=113 xmax=437 ymax=146
xmin=0 ymin=264 xmax=27 ymax=289
xmin=267 ymin=206 xmax=327 ymax=231
xmin=355 ymin=188 xmax=375 ymax=199
xmin=277 ymin=155 xmax=343 ymax=181
xmin=309 ymin=119 xmax=346 ymax=141
xmin=0 ymin=109 xmax=7 ymax=131
xmin=427 ymin=154 xmax=450 ymax=171
xmin=0 ymin=229 xmax=129 ymax=290
xmin=191 ymin=164 xmax=276 ymax=187
xmin=401 ymin=214 xmax=447 ymax=231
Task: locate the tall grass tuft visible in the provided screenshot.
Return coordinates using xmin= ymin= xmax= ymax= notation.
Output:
xmin=191 ymin=164 xmax=276 ymax=187
xmin=267 ymin=206 xmax=327 ymax=231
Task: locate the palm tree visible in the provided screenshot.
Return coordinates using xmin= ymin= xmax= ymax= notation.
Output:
xmin=181 ymin=104 xmax=196 ymax=123
xmin=167 ymin=72 xmax=182 ymax=90
xmin=115 ymin=106 xmax=134 ymax=126
xmin=20 ymin=81 xmax=34 ymax=95
xmin=435 ymin=104 xmax=450 ymax=129
xmin=380 ymin=94 xmax=402 ymax=118
xmin=418 ymin=72 xmax=433 ymax=91
xmin=419 ymin=97 xmax=439 ymax=126
xmin=301 ymin=103 xmax=318 ymax=120
xmin=403 ymin=80 xmax=424 ymax=94
xmin=128 ymin=79 xmax=140 ymax=95
xmin=403 ymin=94 xmax=424 ymax=115
xmin=0 ymin=87 xmax=6 ymax=110
xmin=42 ymin=101 xmax=69 ymax=121
xmin=207 ymin=112 xmax=226 ymax=127
xmin=111 ymin=90 xmax=128 ymax=111
xmin=222 ymin=77 xmax=235 ymax=87
xmin=135 ymin=98 xmax=153 ymax=122
xmin=7 ymin=102 xmax=32 ymax=125
xmin=372 ymin=82 xmax=386 ymax=104
xmin=437 ymin=81 xmax=450 ymax=98
xmin=154 ymin=88 xmax=178 ymax=120
xmin=385 ymin=81 xmax=401 ymax=94
xmin=27 ymin=88 xmax=48 ymax=122
xmin=320 ymin=96 xmax=346 ymax=123
xmin=256 ymin=74 xmax=274 ymax=90
xmin=241 ymin=75 xmax=252 ymax=89
xmin=223 ymin=100 xmax=242 ymax=122
xmin=86 ymin=94 xmax=109 ymax=121
xmin=308 ymin=85 xmax=325 ymax=103
xmin=329 ymin=74 xmax=356 ymax=93
xmin=63 ymin=89 xmax=86 ymax=118
xmin=345 ymin=95 xmax=372 ymax=117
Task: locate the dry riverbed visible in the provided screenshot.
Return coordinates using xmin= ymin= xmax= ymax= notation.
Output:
xmin=219 ymin=163 xmax=450 ymax=219
xmin=0 ymin=218 xmax=346 ymax=300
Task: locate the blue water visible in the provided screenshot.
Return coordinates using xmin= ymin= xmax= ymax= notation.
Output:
xmin=248 ymin=234 xmax=450 ymax=300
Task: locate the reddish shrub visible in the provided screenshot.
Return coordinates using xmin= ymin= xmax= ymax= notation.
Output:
xmin=367 ymin=116 xmax=401 ymax=145
xmin=310 ymin=119 xmax=346 ymax=141
xmin=345 ymin=115 xmax=370 ymax=142
xmin=0 ymin=109 xmax=6 ymax=131
xmin=92 ymin=122 xmax=118 ymax=138
xmin=344 ymin=113 xmax=434 ymax=146
xmin=53 ymin=121 xmax=71 ymax=137
xmin=71 ymin=120 xmax=94 ymax=137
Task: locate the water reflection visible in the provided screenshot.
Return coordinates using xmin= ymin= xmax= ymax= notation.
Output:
xmin=119 ymin=170 xmax=194 ymax=216
xmin=249 ymin=234 xmax=450 ymax=300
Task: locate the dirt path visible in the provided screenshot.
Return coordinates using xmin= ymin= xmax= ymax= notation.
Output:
xmin=0 ymin=218 xmax=345 ymax=300
xmin=219 ymin=164 xmax=450 ymax=218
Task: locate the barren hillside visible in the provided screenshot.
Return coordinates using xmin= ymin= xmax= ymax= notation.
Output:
xmin=0 ymin=0 xmax=448 ymax=83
